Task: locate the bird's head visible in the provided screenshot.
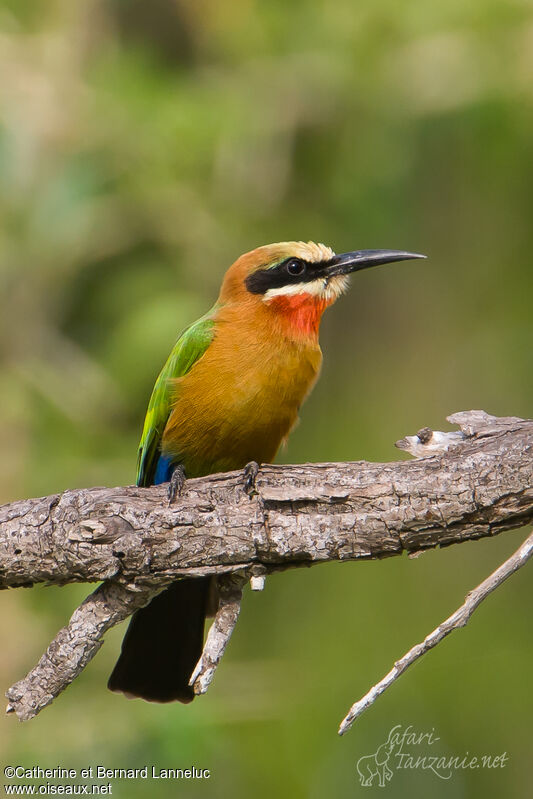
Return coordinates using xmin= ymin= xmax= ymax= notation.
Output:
xmin=219 ymin=241 xmax=425 ymax=339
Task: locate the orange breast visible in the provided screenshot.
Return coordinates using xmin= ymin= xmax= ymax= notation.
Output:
xmin=162 ymin=300 xmax=322 ymax=477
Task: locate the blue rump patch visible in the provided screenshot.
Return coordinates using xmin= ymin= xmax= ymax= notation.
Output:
xmin=154 ymin=454 xmax=175 ymax=485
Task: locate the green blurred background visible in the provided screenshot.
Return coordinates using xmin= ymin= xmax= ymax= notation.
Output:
xmin=0 ymin=1 xmax=532 ymax=797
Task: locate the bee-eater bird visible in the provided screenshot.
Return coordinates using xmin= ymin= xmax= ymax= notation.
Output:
xmin=108 ymin=241 xmax=425 ymax=703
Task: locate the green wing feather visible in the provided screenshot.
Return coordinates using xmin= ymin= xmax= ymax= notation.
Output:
xmin=136 ymin=307 xmax=218 ymax=487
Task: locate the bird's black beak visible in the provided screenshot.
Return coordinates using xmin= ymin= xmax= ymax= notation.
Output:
xmin=327 ymin=249 xmax=427 ymax=277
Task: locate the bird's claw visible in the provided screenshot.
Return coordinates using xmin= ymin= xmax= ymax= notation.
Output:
xmin=243 ymin=461 xmax=259 ymax=497
xmin=168 ymin=465 xmax=186 ymax=505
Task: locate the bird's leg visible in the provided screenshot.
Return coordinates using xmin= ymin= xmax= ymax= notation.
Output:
xmin=168 ymin=464 xmax=186 ymax=505
xmin=242 ymin=461 xmax=259 ymax=497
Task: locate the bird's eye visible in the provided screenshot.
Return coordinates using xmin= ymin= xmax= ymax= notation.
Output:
xmin=285 ymin=258 xmax=306 ymax=276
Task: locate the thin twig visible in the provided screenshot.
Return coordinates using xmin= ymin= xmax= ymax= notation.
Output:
xmin=190 ymin=573 xmax=248 ymax=695
xmin=338 ymin=528 xmax=533 ymax=735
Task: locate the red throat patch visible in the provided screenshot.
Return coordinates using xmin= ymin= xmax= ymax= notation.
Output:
xmin=267 ymin=292 xmax=333 ymax=338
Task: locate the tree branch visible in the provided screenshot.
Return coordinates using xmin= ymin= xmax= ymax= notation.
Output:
xmin=6 ymin=581 xmax=159 ymax=720
xmin=189 ymin=573 xmax=248 ymax=695
xmin=1 ymin=410 xmax=532 ymax=723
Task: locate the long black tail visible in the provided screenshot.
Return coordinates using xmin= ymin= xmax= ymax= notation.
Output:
xmin=108 ymin=577 xmax=210 ymax=703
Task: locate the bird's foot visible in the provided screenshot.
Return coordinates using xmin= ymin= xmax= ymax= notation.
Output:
xmin=243 ymin=461 xmax=259 ymax=497
xmin=168 ymin=465 xmax=186 ymax=505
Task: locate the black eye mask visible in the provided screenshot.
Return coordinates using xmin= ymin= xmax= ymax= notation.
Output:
xmin=245 ymin=258 xmax=332 ymax=295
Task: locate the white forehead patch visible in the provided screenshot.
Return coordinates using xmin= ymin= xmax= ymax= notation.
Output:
xmin=279 ymin=241 xmax=335 ymax=263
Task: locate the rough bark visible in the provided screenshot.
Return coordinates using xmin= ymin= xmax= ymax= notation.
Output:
xmin=1 ymin=410 xmax=532 ymax=722
xmin=1 ymin=411 xmax=531 ymax=591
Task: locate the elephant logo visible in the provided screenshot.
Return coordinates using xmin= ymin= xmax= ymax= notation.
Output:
xmin=356 ymin=733 xmax=395 ymax=787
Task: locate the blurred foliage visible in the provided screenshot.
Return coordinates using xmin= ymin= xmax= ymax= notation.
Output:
xmin=0 ymin=1 xmax=532 ymax=797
